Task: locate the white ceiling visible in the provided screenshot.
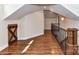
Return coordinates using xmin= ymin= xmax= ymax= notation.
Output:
xmin=49 ymin=4 xmax=79 ymax=20
xmin=33 ymin=4 xmax=55 ymax=6
xmin=44 ymin=10 xmax=58 ymax=18
xmin=5 ymin=4 xmax=42 ymax=20
xmin=4 ymin=4 xmax=79 ymax=20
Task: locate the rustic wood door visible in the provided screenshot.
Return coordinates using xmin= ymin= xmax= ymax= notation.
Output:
xmin=8 ymin=24 xmax=17 ymax=44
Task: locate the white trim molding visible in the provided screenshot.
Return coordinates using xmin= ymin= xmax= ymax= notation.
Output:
xmin=0 ymin=44 xmax=8 ymax=51
xmin=18 ymin=33 xmax=44 ymax=40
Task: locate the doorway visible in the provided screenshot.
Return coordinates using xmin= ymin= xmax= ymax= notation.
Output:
xmin=8 ymin=24 xmax=17 ymax=45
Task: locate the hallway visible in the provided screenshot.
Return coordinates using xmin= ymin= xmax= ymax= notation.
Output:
xmin=0 ymin=31 xmax=63 ymax=55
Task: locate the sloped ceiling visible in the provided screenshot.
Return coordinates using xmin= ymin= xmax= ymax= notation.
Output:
xmin=61 ymin=4 xmax=79 ymax=17
xmin=44 ymin=10 xmax=58 ymax=18
xmin=49 ymin=4 xmax=79 ymax=20
xmin=5 ymin=4 xmax=42 ymax=20
xmin=4 ymin=4 xmax=79 ymax=20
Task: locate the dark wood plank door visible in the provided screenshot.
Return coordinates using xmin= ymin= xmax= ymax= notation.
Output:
xmin=8 ymin=24 xmax=17 ymax=45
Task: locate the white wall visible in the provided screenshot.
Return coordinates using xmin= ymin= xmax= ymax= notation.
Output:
xmin=19 ymin=11 xmax=44 ymax=40
xmin=44 ymin=15 xmax=79 ymax=46
xmin=4 ymin=4 xmax=24 ymax=19
xmin=44 ymin=10 xmax=58 ymax=30
xmin=0 ymin=19 xmax=21 ymax=51
xmin=60 ymin=18 xmax=79 ymax=46
xmin=60 ymin=18 xmax=79 ymax=29
xmin=0 ymin=5 xmax=5 ymax=51
xmin=0 ymin=5 xmax=4 ymax=20
xmin=0 ymin=4 xmax=24 ymax=51
xmin=0 ymin=9 xmax=44 ymax=51
xmin=44 ymin=18 xmax=58 ymax=30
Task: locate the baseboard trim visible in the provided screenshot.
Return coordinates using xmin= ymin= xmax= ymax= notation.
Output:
xmin=18 ymin=33 xmax=44 ymax=40
xmin=0 ymin=44 xmax=8 ymax=51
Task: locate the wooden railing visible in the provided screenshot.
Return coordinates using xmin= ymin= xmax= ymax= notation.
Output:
xmin=51 ymin=23 xmax=78 ymax=55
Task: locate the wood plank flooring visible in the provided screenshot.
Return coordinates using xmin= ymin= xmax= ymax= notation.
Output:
xmin=0 ymin=30 xmax=63 ymax=55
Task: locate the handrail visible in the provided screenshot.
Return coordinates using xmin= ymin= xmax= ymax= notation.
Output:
xmin=51 ymin=23 xmax=78 ymax=55
xmin=51 ymin=23 xmax=67 ymax=32
xmin=59 ymin=27 xmax=67 ymax=32
xmin=51 ymin=23 xmax=67 ymax=54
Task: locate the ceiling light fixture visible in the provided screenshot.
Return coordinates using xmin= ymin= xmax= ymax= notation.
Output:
xmin=61 ymin=17 xmax=64 ymax=21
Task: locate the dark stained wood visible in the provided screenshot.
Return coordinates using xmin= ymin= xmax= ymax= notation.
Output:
xmin=0 ymin=30 xmax=63 ymax=55
xmin=8 ymin=24 xmax=17 ymax=45
xmin=66 ymin=28 xmax=78 ymax=55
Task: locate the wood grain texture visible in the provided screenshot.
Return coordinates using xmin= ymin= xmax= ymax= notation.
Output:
xmin=0 ymin=30 xmax=63 ymax=55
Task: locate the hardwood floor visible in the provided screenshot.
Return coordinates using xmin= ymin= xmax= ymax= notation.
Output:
xmin=0 ymin=30 xmax=63 ymax=55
